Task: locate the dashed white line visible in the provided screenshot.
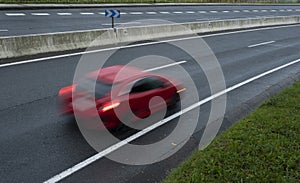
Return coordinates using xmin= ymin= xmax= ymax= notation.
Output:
xmin=222 ymin=10 xmax=229 ymax=13
xmin=248 ymin=41 xmax=275 ymax=48
xmin=252 ymin=10 xmax=259 ymax=12
xmin=186 ymin=11 xmax=195 ymax=14
xmin=210 ymin=11 xmax=218 ymax=13
xmin=129 ymin=12 xmax=143 ymax=15
xmin=98 ymin=12 xmax=105 ymax=15
xmin=270 ymin=10 xmax=277 ymax=12
xmin=5 ymin=13 xmax=25 ymax=16
xmin=198 ymin=11 xmax=207 ymax=13
xmin=146 ymin=12 xmax=157 ymax=14
xmin=159 ymin=11 xmax=170 ymax=14
xmin=57 ymin=13 xmax=72 ymax=16
xmin=279 ymin=9 xmax=285 ymax=12
xmin=243 ymin=10 xmax=250 ymax=12
xmin=31 ymin=13 xmax=50 ymax=16
xmin=233 ymin=10 xmax=240 ymax=13
xmin=287 ymin=9 xmax=293 ymax=12
xmin=261 ymin=10 xmax=268 ymax=12
xmin=0 ymin=29 xmax=8 ymax=32
xmin=296 ymin=9 xmax=300 ymax=12
xmin=44 ymin=57 xmax=300 ymax=183
xmin=143 ymin=61 xmax=187 ymax=72
xmin=80 ymin=12 xmax=94 ymax=15
xmin=120 ymin=12 xmax=127 ymax=15
xmin=173 ymin=11 xmax=183 ymax=14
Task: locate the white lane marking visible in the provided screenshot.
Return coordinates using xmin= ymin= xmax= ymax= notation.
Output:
xmin=210 ymin=11 xmax=218 ymax=13
xmin=186 ymin=11 xmax=195 ymax=14
xmin=261 ymin=10 xmax=268 ymax=12
xmin=159 ymin=11 xmax=170 ymax=14
xmin=146 ymin=12 xmax=157 ymax=14
xmin=222 ymin=10 xmax=229 ymax=13
xmin=0 ymin=29 xmax=8 ymax=32
xmin=280 ymin=9 xmax=285 ymax=12
xmin=102 ymin=22 xmax=141 ymax=26
xmin=129 ymin=12 xmax=143 ymax=15
xmin=80 ymin=12 xmax=94 ymax=15
xmin=287 ymin=9 xmax=293 ymax=12
xmin=248 ymin=41 xmax=275 ymax=48
xmin=252 ymin=10 xmax=259 ymax=12
xmin=243 ymin=10 xmax=250 ymax=12
xmin=296 ymin=9 xmax=300 ymax=12
xmin=57 ymin=13 xmax=72 ymax=16
xmin=198 ymin=11 xmax=207 ymax=13
xmin=44 ymin=58 xmax=300 ymax=183
xmin=143 ymin=61 xmax=187 ymax=72
xmin=173 ymin=11 xmax=183 ymax=14
xmin=120 ymin=12 xmax=127 ymax=15
xmin=5 ymin=13 xmax=25 ymax=16
xmin=30 ymin=12 xmax=49 ymax=16
xmin=270 ymin=10 xmax=277 ymax=12
xmin=233 ymin=10 xmax=240 ymax=13
xmin=98 ymin=12 xmax=105 ymax=15
xmin=1 ymin=24 xmax=300 ymax=69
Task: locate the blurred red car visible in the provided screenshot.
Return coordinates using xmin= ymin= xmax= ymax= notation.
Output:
xmin=58 ymin=65 xmax=185 ymax=129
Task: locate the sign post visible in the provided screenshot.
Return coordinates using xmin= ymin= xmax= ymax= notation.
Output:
xmin=105 ymin=10 xmax=121 ymax=29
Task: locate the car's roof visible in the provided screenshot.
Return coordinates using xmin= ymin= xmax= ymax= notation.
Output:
xmin=87 ymin=65 xmax=147 ymax=84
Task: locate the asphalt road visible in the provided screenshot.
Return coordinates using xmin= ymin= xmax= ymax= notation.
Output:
xmin=0 ymin=24 xmax=300 ymax=183
xmin=1 ymin=5 xmax=300 ymax=36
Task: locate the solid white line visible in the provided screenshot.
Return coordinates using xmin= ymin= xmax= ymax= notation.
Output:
xmin=44 ymin=58 xmax=300 ymax=183
xmin=80 ymin=12 xmax=94 ymax=15
xmin=57 ymin=13 xmax=72 ymax=16
xmin=1 ymin=24 xmax=300 ymax=69
xmin=129 ymin=12 xmax=143 ymax=15
xmin=248 ymin=41 xmax=275 ymax=48
xmin=143 ymin=61 xmax=187 ymax=72
xmin=31 ymin=13 xmax=50 ymax=16
xmin=5 ymin=13 xmax=25 ymax=16
xmin=102 ymin=22 xmax=141 ymax=26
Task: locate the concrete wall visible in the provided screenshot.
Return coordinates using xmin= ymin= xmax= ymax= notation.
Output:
xmin=1 ymin=16 xmax=300 ymax=59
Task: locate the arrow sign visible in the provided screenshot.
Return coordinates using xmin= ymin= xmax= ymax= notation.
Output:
xmin=105 ymin=10 xmax=120 ymax=18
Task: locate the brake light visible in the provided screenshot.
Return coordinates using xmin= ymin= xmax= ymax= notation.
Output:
xmin=59 ymin=85 xmax=76 ymax=96
xmin=100 ymin=100 xmax=120 ymax=112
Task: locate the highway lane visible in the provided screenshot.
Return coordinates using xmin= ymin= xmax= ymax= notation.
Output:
xmin=0 ymin=25 xmax=300 ymax=182
xmin=1 ymin=5 xmax=300 ymax=36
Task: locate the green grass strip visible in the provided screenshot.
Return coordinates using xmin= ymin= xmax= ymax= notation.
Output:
xmin=164 ymin=80 xmax=300 ymax=183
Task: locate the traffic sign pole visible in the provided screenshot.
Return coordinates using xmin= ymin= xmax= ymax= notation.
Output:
xmin=112 ymin=17 xmax=114 ymax=29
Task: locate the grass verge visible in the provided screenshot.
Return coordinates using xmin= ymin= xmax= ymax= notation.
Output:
xmin=164 ymin=80 xmax=300 ymax=182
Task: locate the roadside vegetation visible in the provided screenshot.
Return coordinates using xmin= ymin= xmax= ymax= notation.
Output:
xmin=164 ymin=80 xmax=300 ymax=182
xmin=1 ymin=0 xmax=300 ymax=4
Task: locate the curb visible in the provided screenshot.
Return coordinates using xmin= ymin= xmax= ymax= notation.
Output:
xmin=1 ymin=16 xmax=300 ymax=60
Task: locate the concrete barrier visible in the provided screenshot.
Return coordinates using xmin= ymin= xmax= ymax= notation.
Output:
xmin=1 ymin=16 xmax=300 ymax=59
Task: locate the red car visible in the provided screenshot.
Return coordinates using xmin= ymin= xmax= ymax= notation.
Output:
xmin=58 ymin=65 xmax=185 ymax=129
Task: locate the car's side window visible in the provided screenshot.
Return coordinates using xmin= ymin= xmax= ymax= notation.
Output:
xmin=130 ymin=77 xmax=164 ymax=94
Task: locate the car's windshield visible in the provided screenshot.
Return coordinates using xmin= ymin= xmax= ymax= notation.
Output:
xmin=76 ymin=78 xmax=112 ymax=99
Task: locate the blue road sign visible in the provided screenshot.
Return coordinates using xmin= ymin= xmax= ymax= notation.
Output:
xmin=105 ymin=10 xmax=120 ymax=18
